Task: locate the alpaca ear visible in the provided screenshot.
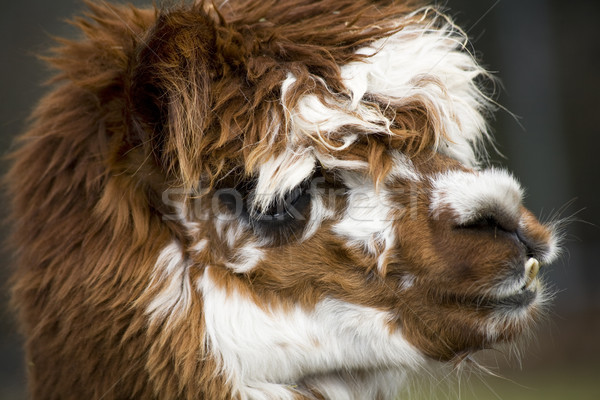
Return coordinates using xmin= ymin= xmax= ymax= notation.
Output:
xmin=127 ymin=10 xmax=218 ymax=180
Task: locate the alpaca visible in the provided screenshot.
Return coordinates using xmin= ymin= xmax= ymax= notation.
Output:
xmin=7 ymin=1 xmax=560 ymax=399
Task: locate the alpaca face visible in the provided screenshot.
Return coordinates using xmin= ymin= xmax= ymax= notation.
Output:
xmin=132 ymin=4 xmax=559 ymax=397
xmin=9 ymin=1 xmax=561 ymax=399
xmin=158 ymin=148 xmax=557 ymax=393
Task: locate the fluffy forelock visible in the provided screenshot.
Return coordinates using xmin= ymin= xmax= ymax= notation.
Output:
xmin=128 ymin=0 xmax=493 ymax=204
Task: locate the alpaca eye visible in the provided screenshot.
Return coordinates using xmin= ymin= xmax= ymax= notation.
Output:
xmin=253 ymin=185 xmax=307 ymax=222
xmin=216 ymin=167 xmax=323 ymax=244
xmin=246 ymin=178 xmax=313 ymax=244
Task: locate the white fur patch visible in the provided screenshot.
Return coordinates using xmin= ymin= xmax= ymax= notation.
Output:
xmin=333 ymin=172 xmax=398 ymax=263
xmin=191 ymin=238 xmax=208 ymax=254
xmin=340 ymin=11 xmax=491 ymax=167
xmin=388 ymin=151 xmax=421 ymax=182
xmin=303 ymin=369 xmax=412 ymax=400
xmin=314 ymin=152 xmax=369 ymax=171
xmin=253 ymin=147 xmax=316 ymax=212
xmin=281 ymin=9 xmax=491 ymax=169
xmin=198 ymin=269 xmax=424 ymax=400
xmin=146 ymin=242 xmax=192 ymax=325
xmin=226 ymin=242 xmax=264 ymax=274
xmin=301 ymin=189 xmax=336 ymax=241
xmin=429 ymin=168 xmax=523 ymax=226
xmin=399 ymin=274 xmax=416 ymax=291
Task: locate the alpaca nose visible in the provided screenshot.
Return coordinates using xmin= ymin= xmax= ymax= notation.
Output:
xmin=456 ymin=213 xmax=517 ymax=234
xmin=516 ymin=229 xmax=537 ymax=258
xmin=516 ymin=208 xmax=558 ymax=265
xmin=458 ymin=217 xmax=544 ymax=287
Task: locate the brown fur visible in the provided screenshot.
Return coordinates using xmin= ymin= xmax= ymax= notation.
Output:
xmin=6 ymin=1 xmax=556 ymax=399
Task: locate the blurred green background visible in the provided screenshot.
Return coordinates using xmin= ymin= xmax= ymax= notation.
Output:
xmin=1 ymin=0 xmax=598 ymax=398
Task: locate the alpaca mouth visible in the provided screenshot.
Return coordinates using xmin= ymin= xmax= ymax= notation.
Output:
xmin=447 ymin=282 xmax=539 ymax=311
xmin=484 ymin=284 xmax=538 ymax=309
xmin=483 ymin=258 xmax=542 ymax=310
xmin=479 ymin=257 xmax=543 ymax=308
xmin=438 ymin=257 xmax=543 ymax=310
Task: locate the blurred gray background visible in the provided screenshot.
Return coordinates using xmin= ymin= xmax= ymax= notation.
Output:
xmin=1 ymin=0 xmax=598 ymax=398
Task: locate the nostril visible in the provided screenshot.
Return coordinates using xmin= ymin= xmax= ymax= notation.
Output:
xmin=516 ymin=229 xmax=537 ymax=258
xmin=456 ymin=215 xmax=513 ymax=233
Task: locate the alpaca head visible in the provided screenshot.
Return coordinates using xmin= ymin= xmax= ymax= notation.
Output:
xmin=9 ymin=1 xmax=560 ymax=399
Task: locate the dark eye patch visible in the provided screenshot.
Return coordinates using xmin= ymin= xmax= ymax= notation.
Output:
xmin=250 ymin=180 xmax=310 ymax=221
xmin=246 ymin=176 xmax=313 ymax=244
xmin=215 ymin=168 xmax=322 ymax=245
